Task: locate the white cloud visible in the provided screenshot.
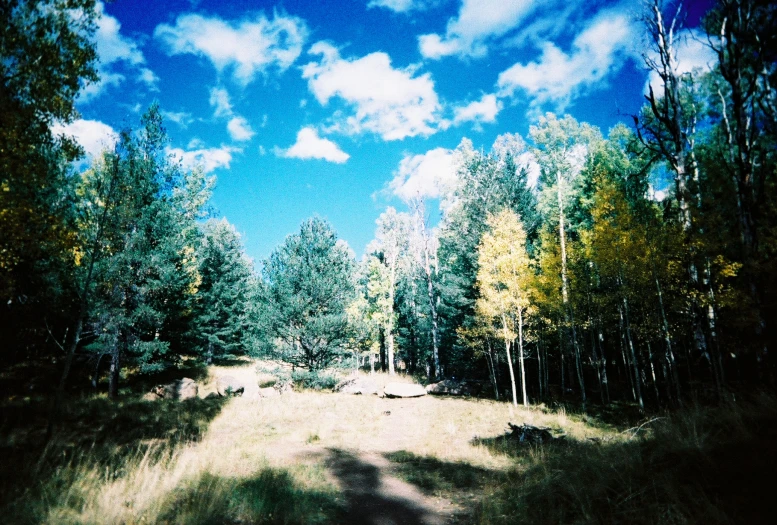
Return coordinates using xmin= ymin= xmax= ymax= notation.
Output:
xmin=389 ymin=148 xmax=456 ymax=201
xmin=453 ymin=93 xmax=501 ymax=126
xmin=52 ymin=119 xmax=117 ymax=158
xmin=81 ymin=2 xmax=157 ymax=101
xmin=227 ymin=116 xmax=255 ymax=141
xmin=276 ymin=127 xmax=350 ymax=163
xmin=137 ymin=68 xmax=160 ymax=90
xmin=167 ymin=145 xmax=239 ymax=173
xmin=162 ymin=110 xmax=193 ymax=128
xmin=497 ymin=10 xmax=636 ymax=111
xmin=367 ymin=0 xmax=437 ymax=13
xmin=419 ymin=0 xmax=538 ymax=59
xmin=154 ymin=12 xmax=308 ymax=85
xmin=209 ymin=87 xmax=254 ymax=141
xmin=302 ymin=41 xmax=442 ymax=141
xmin=209 ymin=87 xmax=233 ymax=117
xmin=645 ymin=29 xmax=715 ymax=95
xmin=491 ymin=133 xmax=541 ymax=187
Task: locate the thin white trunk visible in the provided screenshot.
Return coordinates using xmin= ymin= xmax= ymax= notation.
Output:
xmin=502 ymin=315 xmax=518 ymax=407
xmin=518 ymin=308 xmax=528 ymax=407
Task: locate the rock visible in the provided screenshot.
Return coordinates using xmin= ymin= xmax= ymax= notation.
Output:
xmin=335 ymin=377 xmax=379 ymax=395
xmin=142 ymin=391 xmax=159 ymax=402
xmin=258 ymin=386 xmax=279 ymax=398
xmin=507 ymin=423 xmax=555 ymax=444
xmin=178 ymin=378 xmax=198 ymax=400
xmin=383 ymin=382 xmax=427 ymax=398
xmin=425 ymin=379 xmax=478 ymax=396
xmin=147 ymin=377 xmax=199 ymax=400
xmin=216 ymin=375 xmax=245 ymax=397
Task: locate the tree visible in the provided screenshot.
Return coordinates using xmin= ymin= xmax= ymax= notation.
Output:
xmin=1 ymin=0 xmax=99 ymax=359
xmin=368 ymin=207 xmax=410 ymax=374
xmin=192 ymin=218 xmax=254 ymax=364
xmin=52 ymin=105 xmax=210 ymax=407
xmin=532 ymin=113 xmax=601 ymax=406
xmin=475 ymin=209 xmax=532 ymax=407
xmin=437 ymin=136 xmax=537 ymax=380
xmin=261 ymin=218 xmax=355 ymax=370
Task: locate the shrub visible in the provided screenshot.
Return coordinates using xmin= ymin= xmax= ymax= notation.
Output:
xmin=290 ymin=369 xmax=339 ymax=391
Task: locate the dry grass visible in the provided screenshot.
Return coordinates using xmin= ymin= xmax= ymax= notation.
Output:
xmin=4 ymin=361 xmax=773 ymax=524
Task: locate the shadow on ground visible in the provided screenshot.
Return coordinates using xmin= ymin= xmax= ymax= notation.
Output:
xmin=383 ymin=450 xmax=496 ymax=495
xmin=157 ymin=468 xmax=345 ymax=525
xmin=0 ymin=392 xmax=227 ymax=514
xmin=325 ymin=448 xmax=449 ymax=525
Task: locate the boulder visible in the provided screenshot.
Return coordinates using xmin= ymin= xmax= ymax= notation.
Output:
xmin=258 ymin=386 xmax=279 ymax=398
xmin=335 ymin=377 xmax=379 ymax=395
xmin=216 ymin=375 xmax=245 ymax=397
xmin=383 ymin=382 xmax=426 ymax=398
xmin=147 ymin=377 xmax=199 ymax=400
xmin=142 ymin=391 xmax=159 ymax=402
xmin=178 ymin=377 xmax=198 ymax=400
xmin=425 ymin=379 xmax=477 ymax=396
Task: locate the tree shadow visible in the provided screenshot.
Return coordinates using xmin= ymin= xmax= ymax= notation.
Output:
xmin=157 ymin=468 xmax=346 ymax=524
xmin=0 ymin=393 xmax=227 ymax=512
xmin=383 ymin=450 xmax=496 ymax=494
xmin=325 ymin=448 xmax=448 ymax=525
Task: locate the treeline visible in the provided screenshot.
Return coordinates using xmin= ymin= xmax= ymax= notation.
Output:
xmin=2 ymin=0 xmax=775 ymax=410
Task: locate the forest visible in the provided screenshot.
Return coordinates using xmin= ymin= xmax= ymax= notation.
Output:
xmin=2 ymin=0 xmax=776 ymax=523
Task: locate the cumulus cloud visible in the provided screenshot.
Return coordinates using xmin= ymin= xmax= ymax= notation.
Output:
xmin=276 ymin=127 xmax=350 ymax=163
xmin=209 ymin=87 xmax=233 ymax=117
xmin=419 ymin=0 xmax=538 ymax=59
xmin=227 ymin=116 xmax=255 ymax=141
xmin=208 ymin=87 xmax=254 ymax=141
xmin=453 ymin=93 xmax=501 ymax=126
xmin=497 ymin=10 xmax=636 ymax=111
xmin=389 ymin=148 xmax=456 ymax=201
xmin=52 ymin=119 xmax=117 ymax=158
xmin=302 ymin=41 xmax=442 ymax=141
xmin=161 ymin=110 xmax=194 ymax=128
xmin=154 ymin=12 xmax=308 ymax=84
xmin=367 ymin=0 xmax=437 ymax=13
xmin=80 ymin=2 xmax=158 ymax=100
xmin=167 ymin=145 xmax=239 ymax=173
xmin=645 ymin=29 xmax=716 ymax=95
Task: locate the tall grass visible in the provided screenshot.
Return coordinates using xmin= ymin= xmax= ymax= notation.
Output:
xmin=474 ymin=392 xmax=777 ymax=524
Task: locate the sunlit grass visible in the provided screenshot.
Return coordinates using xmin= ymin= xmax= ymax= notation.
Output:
xmin=3 ymin=361 xmax=774 ymax=524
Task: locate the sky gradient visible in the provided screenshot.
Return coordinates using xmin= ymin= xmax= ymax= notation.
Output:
xmin=56 ymin=0 xmax=715 ymax=266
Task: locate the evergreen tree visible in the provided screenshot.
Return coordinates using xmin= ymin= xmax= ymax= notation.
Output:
xmin=193 ymin=218 xmax=254 ymax=363
xmin=260 ymin=218 xmax=355 ymax=370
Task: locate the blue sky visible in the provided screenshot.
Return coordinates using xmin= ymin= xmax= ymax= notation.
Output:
xmin=57 ymin=0 xmax=715 ymax=265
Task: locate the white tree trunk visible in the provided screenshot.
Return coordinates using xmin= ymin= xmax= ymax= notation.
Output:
xmin=518 ymin=308 xmax=528 ymax=407
xmin=502 ymin=315 xmax=518 ymax=407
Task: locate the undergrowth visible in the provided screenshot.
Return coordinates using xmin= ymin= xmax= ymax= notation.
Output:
xmin=474 ymin=392 xmax=777 ymax=524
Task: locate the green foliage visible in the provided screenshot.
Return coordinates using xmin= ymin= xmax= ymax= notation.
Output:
xmin=192 ymin=218 xmax=254 ymax=363
xmin=0 ymin=0 xmax=99 ymax=358
xmin=475 ymin=395 xmax=777 ymax=524
xmin=260 ymin=218 xmax=356 ymax=370
xmin=290 ymin=369 xmax=340 ymax=391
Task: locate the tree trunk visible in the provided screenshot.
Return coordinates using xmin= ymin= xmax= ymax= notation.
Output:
xmin=379 ymin=329 xmax=386 ymax=372
xmin=518 ymin=309 xmax=528 ymax=407
xmin=557 ymin=171 xmax=586 ymax=406
xmin=486 ymin=339 xmax=498 ymax=400
xmin=108 ymin=336 xmax=121 ymax=400
xmin=597 ymin=327 xmax=610 ymax=404
xmin=502 ymin=315 xmax=518 ymax=407
xmin=622 ymin=297 xmax=644 ymax=410
xmin=654 ymin=273 xmax=681 ymax=403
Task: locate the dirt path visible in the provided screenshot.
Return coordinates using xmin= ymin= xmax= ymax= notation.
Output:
xmin=324 ymin=449 xmax=449 ymax=525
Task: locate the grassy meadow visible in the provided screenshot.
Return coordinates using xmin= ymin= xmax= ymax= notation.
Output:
xmin=1 ymin=360 xmax=775 ymax=524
